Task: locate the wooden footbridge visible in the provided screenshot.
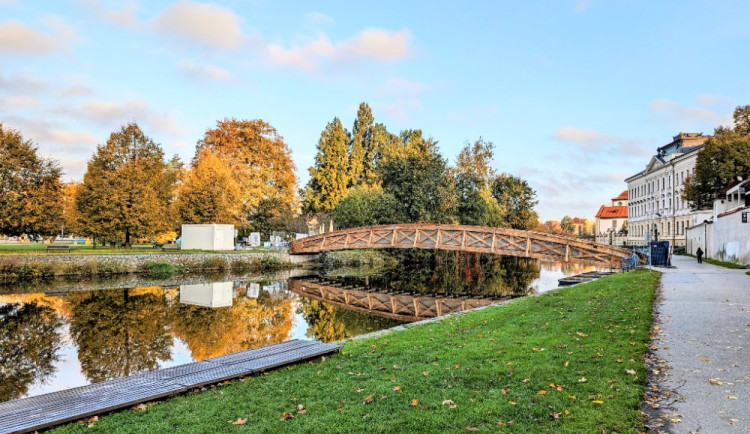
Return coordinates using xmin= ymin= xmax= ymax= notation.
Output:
xmin=289 ymin=276 xmax=509 ymax=322
xmin=290 ymin=224 xmax=638 ymax=268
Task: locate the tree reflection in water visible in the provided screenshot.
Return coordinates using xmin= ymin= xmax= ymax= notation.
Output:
xmin=327 ymin=251 xmax=541 ymax=297
xmin=171 ymin=283 xmax=294 ymax=361
xmin=66 ymin=287 xmax=173 ymax=383
xmin=298 ymin=299 xmax=402 ymax=343
xmin=0 ymin=302 xmax=64 ymax=401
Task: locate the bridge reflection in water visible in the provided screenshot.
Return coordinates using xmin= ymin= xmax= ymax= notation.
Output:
xmin=289 ymin=276 xmax=512 ymax=323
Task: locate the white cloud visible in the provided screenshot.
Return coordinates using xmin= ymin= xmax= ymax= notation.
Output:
xmin=379 ymin=77 xmax=427 ymax=96
xmin=48 ymin=130 xmax=98 ymax=145
xmin=83 ymin=0 xmax=140 ymax=29
xmin=303 ymin=12 xmax=335 ymax=28
xmin=0 ymin=19 xmax=75 ymax=55
xmin=552 ymin=126 xmax=623 ymax=152
xmin=81 ymin=100 xmax=187 ymax=136
xmin=0 ymin=73 xmax=48 ymax=94
xmin=179 ymin=62 xmax=232 ymax=82
xmin=649 ymin=98 xmax=732 ymax=128
xmin=154 ymin=1 xmax=245 ymax=51
xmin=266 ymin=28 xmax=413 ymax=72
xmin=1 ymin=95 xmax=41 ymax=108
xmin=574 ymin=0 xmax=594 ymax=13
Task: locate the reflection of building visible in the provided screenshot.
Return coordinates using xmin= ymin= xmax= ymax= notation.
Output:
xmin=625 ymin=133 xmax=712 ymax=246
xmin=179 ymin=282 xmax=233 ymax=308
xmin=247 ymin=283 xmax=260 ymax=298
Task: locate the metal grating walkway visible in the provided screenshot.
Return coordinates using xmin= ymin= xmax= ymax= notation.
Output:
xmin=0 ymin=339 xmax=340 ymax=434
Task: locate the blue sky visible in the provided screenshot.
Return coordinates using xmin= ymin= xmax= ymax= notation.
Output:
xmin=2 ymin=0 xmax=749 ymax=221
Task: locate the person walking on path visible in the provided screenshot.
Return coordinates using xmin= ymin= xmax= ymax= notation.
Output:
xmin=696 ymin=247 xmax=703 ymax=263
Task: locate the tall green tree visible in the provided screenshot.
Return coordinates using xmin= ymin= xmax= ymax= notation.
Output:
xmin=0 ymin=124 xmax=63 ymax=240
xmin=453 ymin=138 xmax=503 ymax=227
xmin=333 ymin=186 xmax=401 ymax=229
xmin=348 ymin=103 xmax=374 ymax=187
xmin=303 ymin=118 xmax=351 ymax=213
xmin=560 ymin=216 xmax=574 ymax=235
xmin=491 ymin=174 xmax=539 ymax=230
xmin=683 ymin=105 xmax=750 ymax=208
xmin=378 ymin=133 xmax=457 ymax=223
xmin=77 ymin=123 xmax=174 ymax=246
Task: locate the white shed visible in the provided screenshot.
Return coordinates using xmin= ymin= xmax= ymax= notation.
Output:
xmin=181 ymin=224 xmax=235 ymax=250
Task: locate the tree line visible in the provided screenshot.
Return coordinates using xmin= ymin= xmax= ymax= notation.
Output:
xmin=0 ymin=103 xmax=540 ymax=246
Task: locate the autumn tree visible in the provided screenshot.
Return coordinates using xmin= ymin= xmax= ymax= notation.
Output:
xmin=0 ymin=124 xmax=63 ymax=240
xmin=491 ymin=174 xmax=539 ymax=230
xmin=61 ymin=182 xmax=84 ymax=237
xmin=683 ymin=105 xmax=750 ymax=209
xmin=77 ymin=123 xmax=175 ymax=246
xmin=453 ymin=138 xmax=503 ymax=227
xmin=196 ymin=118 xmax=297 ymax=228
xmin=303 ymin=117 xmax=351 ymax=213
xmin=176 ymin=148 xmax=243 ymax=225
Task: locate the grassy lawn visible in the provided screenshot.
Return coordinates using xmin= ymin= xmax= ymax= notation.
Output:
xmin=0 ymin=244 xmax=272 ymax=255
xmin=53 ymin=269 xmax=659 ymax=433
xmin=680 ymin=253 xmax=746 ymax=269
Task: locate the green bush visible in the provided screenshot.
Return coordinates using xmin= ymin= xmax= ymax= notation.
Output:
xmin=143 ymin=261 xmax=175 ymax=278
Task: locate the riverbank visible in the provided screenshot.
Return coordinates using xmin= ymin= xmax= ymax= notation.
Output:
xmin=0 ymin=251 xmax=302 ymax=283
xmin=52 ymin=268 xmax=659 ymax=433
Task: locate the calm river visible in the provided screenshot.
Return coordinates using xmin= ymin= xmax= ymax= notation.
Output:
xmin=0 ymin=256 xmax=605 ymax=402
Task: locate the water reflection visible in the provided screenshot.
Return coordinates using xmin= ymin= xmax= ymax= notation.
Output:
xmin=0 ymin=302 xmax=64 ymax=401
xmin=67 ymin=288 xmax=174 ymax=382
xmin=0 ymin=254 xmax=607 ymax=402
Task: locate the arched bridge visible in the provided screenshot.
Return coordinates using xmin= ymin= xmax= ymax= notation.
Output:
xmin=289 ymin=224 xmax=637 ymax=268
xmin=289 ymin=277 xmax=507 ymax=322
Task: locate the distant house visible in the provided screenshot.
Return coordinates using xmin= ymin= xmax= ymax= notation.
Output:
xmin=595 ymin=191 xmax=629 ymax=235
xmin=571 ymin=217 xmax=594 ymax=236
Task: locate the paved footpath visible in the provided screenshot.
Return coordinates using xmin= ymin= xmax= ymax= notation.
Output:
xmin=649 ymin=255 xmax=749 ymax=433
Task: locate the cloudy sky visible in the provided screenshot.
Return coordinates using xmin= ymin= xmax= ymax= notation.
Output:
xmin=2 ymin=0 xmax=749 ymax=221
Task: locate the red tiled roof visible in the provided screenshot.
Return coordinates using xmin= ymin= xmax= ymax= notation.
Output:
xmin=595 ymin=205 xmax=628 ymax=219
xmin=612 ymin=190 xmax=628 ymax=201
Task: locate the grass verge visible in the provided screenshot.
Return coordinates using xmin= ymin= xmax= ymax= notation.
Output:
xmin=52 ymin=269 xmax=659 ymax=433
xmin=680 ymin=253 xmax=746 ymax=269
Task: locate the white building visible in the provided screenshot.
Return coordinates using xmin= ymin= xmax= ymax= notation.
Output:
xmin=686 ymin=178 xmax=750 ymax=265
xmin=625 ymin=133 xmax=712 ymax=247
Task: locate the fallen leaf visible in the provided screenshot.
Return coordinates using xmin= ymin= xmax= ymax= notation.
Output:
xmin=671 ymin=419 xmax=682 ymax=423
xmin=701 ymin=358 xmax=711 ymax=363
xmin=393 ymin=385 xmax=401 ymax=391
xmin=410 ymin=399 xmax=418 ymax=406
xmin=466 ymin=427 xmax=479 ymax=431
xmin=564 ymin=361 xmax=569 ymax=367
xmin=578 ymin=377 xmax=587 ymax=383
xmin=538 ymin=390 xmax=547 ymax=395
xmin=564 ymin=409 xmax=570 ymax=415
xmin=522 ymin=378 xmax=530 ymax=383
xmin=231 ymin=418 xmax=248 ymax=425
xmin=393 ymin=364 xmax=401 ymax=370
xmin=442 ymin=400 xmax=455 ymax=406
xmin=568 ymin=395 xmax=577 ymax=400
xmin=356 ymin=388 xmax=364 ymax=393
xmin=727 ymin=395 xmax=739 ymax=400
xmin=709 ymin=379 xmax=723 ymax=386
xmin=281 ymin=412 xmax=295 ymax=420
xmin=79 ymin=416 xmax=98 ymax=423
xmin=297 ymin=404 xmax=306 ymax=414
xmin=592 ymin=400 xmax=604 ymax=405
xmin=509 ymin=401 xmax=517 ymax=405
xmin=626 ymin=369 xmax=636 ymax=375
xmin=422 ymin=372 xmax=430 ymax=376
xmin=550 ymin=411 xmax=561 ymax=419
xmin=363 ymin=395 xmax=373 ymax=405
xmin=133 ymin=404 xmax=149 ymax=411
xmin=576 ymin=332 xmax=588 ymax=337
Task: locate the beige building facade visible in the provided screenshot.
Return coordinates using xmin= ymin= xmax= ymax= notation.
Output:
xmin=625 ymin=133 xmax=712 ymax=247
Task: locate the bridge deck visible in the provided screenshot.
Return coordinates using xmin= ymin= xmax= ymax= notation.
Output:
xmin=290 ymin=224 xmax=636 ymax=268
xmin=0 ymin=340 xmax=340 ymax=434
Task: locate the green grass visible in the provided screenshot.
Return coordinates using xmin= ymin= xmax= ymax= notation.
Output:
xmin=681 ymin=253 xmax=746 ymax=269
xmin=52 ymin=269 xmax=659 ymax=433
xmin=746 ymin=271 xmax=750 ymax=276
xmin=0 ymin=244 xmax=272 ymax=255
